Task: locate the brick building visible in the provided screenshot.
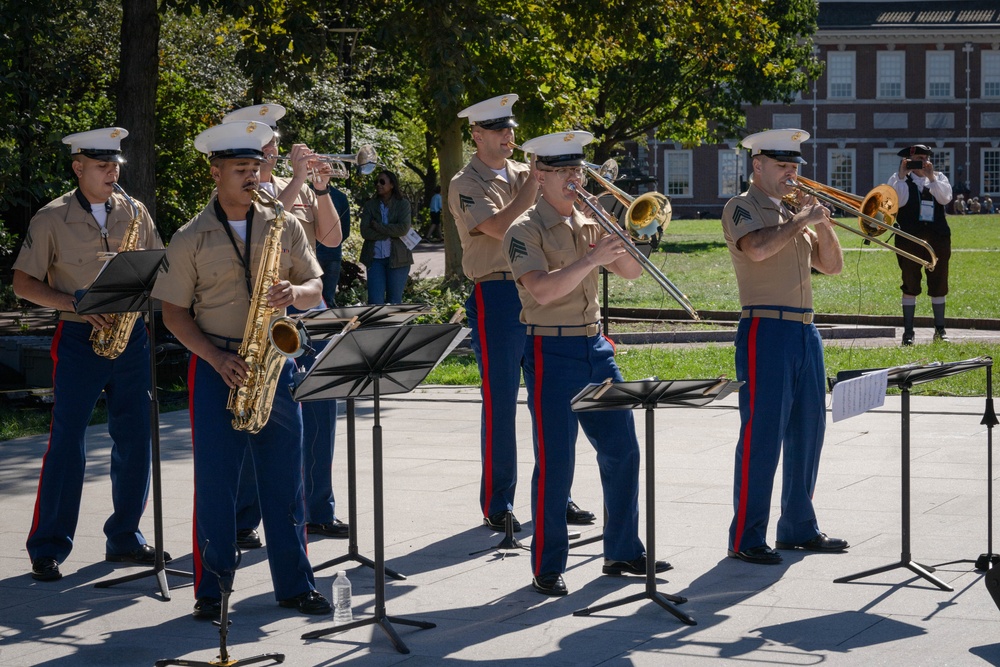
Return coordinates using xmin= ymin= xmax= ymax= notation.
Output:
xmin=634 ymin=0 xmax=1000 ymax=219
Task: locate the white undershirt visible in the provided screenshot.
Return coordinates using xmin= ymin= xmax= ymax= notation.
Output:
xmin=90 ymin=203 xmax=108 ymax=229
xmin=492 ymin=166 xmax=509 ymax=183
xmin=229 ymin=219 xmax=248 ymax=242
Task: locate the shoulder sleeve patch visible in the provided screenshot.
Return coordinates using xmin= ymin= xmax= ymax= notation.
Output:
xmin=459 ymin=194 xmax=475 ymax=212
xmin=732 ymin=205 xmax=753 ymax=227
xmin=507 ymin=237 xmax=528 ymax=265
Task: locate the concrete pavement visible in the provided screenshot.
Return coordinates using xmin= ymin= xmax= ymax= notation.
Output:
xmin=2 ymin=383 xmax=1000 ymax=665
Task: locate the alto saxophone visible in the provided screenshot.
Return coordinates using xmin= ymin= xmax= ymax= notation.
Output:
xmin=227 ymin=187 xmax=293 ymax=433
xmin=90 ymin=183 xmax=144 ymax=359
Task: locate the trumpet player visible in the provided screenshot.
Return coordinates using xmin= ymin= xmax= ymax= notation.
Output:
xmin=886 ymin=144 xmax=953 ymax=345
xmin=722 ymin=129 xmax=847 ymax=565
xmin=220 ymin=104 xmax=348 ymax=551
xmin=12 ymin=127 xmax=164 ymax=583
xmin=503 ymin=131 xmax=669 ymax=596
xmin=450 ymin=95 xmax=595 ymax=535
xmin=153 ymin=121 xmax=330 ymax=620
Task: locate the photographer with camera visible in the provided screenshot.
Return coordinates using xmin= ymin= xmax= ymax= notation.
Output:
xmin=886 ymin=144 xmax=953 ymax=345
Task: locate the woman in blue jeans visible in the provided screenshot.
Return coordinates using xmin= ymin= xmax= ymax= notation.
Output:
xmin=359 ymin=170 xmax=413 ymax=304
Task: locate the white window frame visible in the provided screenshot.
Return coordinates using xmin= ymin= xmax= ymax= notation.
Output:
xmin=983 ymin=148 xmax=1000 ymax=195
xmin=873 ymin=149 xmax=902 ymax=189
xmin=663 ymin=150 xmax=692 ymax=198
xmin=877 ymin=51 xmax=905 ymax=99
xmin=827 ymin=51 xmax=856 ymax=99
xmin=828 ymin=149 xmax=856 ymax=195
xmin=718 ymin=150 xmax=742 ymax=198
xmin=983 ymin=51 xmax=1000 ymax=99
xmin=926 ymin=51 xmax=954 ymax=99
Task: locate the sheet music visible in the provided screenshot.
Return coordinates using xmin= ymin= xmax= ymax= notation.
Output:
xmin=831 ymin=369 xmax=888 ymax=422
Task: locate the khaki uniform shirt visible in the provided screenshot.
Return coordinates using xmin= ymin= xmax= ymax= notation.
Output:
xmin=13 ymin=189 xmax=163 ymax=323
xmin=449 ymin=154 xmax=531 ymax=279
xmin=270 ymin=175 xmax=322 ymax=247
xmin=721 ymin=184 xmax=814 ymax=310
xmin=151 ymin=198 xmax=322 ymax=341
xmin=504 ymin=197 xmax=604 ymax=326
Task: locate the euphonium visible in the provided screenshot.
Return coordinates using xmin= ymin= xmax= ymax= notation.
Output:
xmin=227 ymin=187 xmax=294 ymax=433
xmin=90 ymin=184 xmax=144 ymax=359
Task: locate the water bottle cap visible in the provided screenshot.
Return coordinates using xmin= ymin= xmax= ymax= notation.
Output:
xmin=337 ymin=570 xmax=346 ymax=577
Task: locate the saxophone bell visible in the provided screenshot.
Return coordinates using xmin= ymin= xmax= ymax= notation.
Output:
xmin=268 ymin=316 xmax=313 ymax=359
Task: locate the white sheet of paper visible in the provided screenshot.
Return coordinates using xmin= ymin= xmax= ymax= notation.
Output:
xmin=402 ymin=227 xmax=422 ymax=250
xmin=831 ymin=369 xmax=889 ymax=422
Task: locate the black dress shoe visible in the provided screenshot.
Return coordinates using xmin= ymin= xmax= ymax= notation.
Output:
xmin=933 ymin=326 xmax=949 ymax=342
xmin=106 ymin=544 xmax=172 ymax=564
xmin=902 ymin=330 xmax=914 ymax=346
xmin=531 ymin=572 xmax=568 ymax=596
xmin=602 ymin=555 xmax=673 ymax=576
xmin=483 ymin=511 xmax=521 ymax=532
xmin=278 ymin=589 xmax=332 ymax=615
xmin=775 ymin=533 xmax=849 ymax=552
xmin=306 ymin=519 xmax=349 ymax=538
xmin=566 ymin=501 xmax=596 ymax=525
xmin=236 ymin=528 xmax=262 ymax=549
xmin=727 ymin=544 xmax=783 ymax=564
xmin=192 ymin=597 xmax=222 ymax=620
xmin=31 ymin=557 xmax=62 ymax=582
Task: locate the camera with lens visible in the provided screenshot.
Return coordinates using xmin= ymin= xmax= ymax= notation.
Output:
xmin=906 ymin=159 xmax=925 ymax=170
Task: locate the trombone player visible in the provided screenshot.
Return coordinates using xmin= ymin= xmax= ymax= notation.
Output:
xmin=721 ymin=129 xmax=848 ymax=565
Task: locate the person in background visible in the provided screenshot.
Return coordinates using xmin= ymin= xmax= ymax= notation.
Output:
xmin=152 ymin=120 xmax=330 ymax=620
xmin=886 ymin=144 xmax=953 ymax=345
xmin=316 ymin=185 xmax=352 ymax=306
xmin=359 ymin=169 xmax=412 ymax=305
xmin=427 ymin=184 xmax=442 ymax=241
xmin=13 ymin=127 xmax=166 ymax=582
xmin=721 ymin=129 xmax=848 ymax=565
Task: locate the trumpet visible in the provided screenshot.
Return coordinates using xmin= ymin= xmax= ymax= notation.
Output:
xmin=269 ymin=144 xmax=378 ymax=179
xmin=784 ymin=176 xmax=937 ymax=271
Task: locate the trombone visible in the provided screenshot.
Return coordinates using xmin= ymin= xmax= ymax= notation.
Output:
xmin=785 ymin=176 xmax=937 ymax=271
xmin=270 ymin=144 xmax=378 ymax=179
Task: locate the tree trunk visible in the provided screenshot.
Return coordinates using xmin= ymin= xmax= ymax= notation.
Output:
xmin=437 ymin=117 xmax=465 ymax=282
xmin=116 ymin=0 xmax=160 ymax=220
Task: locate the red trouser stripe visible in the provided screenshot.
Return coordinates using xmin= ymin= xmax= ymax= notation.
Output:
xmin=474 ymin=284 xmax=494 ymax=517
xmin=531 ymin=336 xmax=546 ymax=575
xmin=733 ymin=317 xmax=760 ymax=552
xmin=188 ymin=355 xmax=202 ymax=592
xmin=27 ymin=322 xmax=65 ymax=548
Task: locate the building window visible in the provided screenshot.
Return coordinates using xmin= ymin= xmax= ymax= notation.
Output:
xmin=984 ymin=150 xmax=1000 ymax=195
xmin=664 ymin=151 xmax=692 ymax=198
xmin=932 ymin=150 xmax=953 ymax=185
xmin=984 ymin=51 xmax=1000 ymax=99
xmin=827 ymin=52 xmax=855 ymax=99
xmin=926 ymin=51 xmax=954 ymax=99
xmin=772 ymin=113 xmax=801 ymax=129
xmin=874 ymin=150 xmax=901 ymax=189
xmin=877 ymin=51 xmax=905 ymax=99
xmin=828 ymin=150 xmax=855 ymax=194
xmin=718 ymin=150 xmax=742 ymax=198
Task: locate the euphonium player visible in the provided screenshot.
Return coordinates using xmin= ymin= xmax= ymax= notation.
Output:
xmin=13 ymin=127 xmax=165 ymax=583
xmin=721 ymin=129 xmax=848 ymax=565
xmin=450 ymin=94 xmax=595 ymax=535
xmin=503 ymin=131 xmax=670 ymax=596
xmin=220 ymin=104 xmax=348 ymax=552
xmin=152 ymin=120 xmax=331 ymax=620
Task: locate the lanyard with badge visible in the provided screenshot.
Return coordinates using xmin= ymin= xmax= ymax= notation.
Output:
xmin=214 ymin=197 xmax=255 ymax=297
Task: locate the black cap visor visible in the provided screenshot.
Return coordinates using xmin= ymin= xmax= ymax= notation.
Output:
xmin=474 ymin=116 xmax=518 ymax=131
xmin=77 ymin=149 xmax=125 ymax=164
xmin=757 ymin=149 xmax=806 ymax=165
xmin=537 ymin=153 xmax=586 ymax=168
xmin=209 ymin=148 xmax=265 ymax=161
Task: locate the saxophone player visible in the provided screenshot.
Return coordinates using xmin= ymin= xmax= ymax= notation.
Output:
xmin=152 ymin=121 xmax=331 ymax=620
xmin=13 ymin=127 xmax=165 ymax=583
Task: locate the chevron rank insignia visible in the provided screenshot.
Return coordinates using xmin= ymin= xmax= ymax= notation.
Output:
xmin=459 ymin=194 xmax=475 ymax=212
xmin=508 ymin=237 xmax=527 ymax=264
xmin=158 ymin=256 xmax=169 ymax=274
xmin=731 ymin=206 xmax=753 ymax=227
xmin=23 ymin=228 xmax=33 ymax=249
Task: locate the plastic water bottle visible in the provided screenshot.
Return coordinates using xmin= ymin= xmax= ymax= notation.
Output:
xmin=332 ymin=570 xmax=353 ymax=624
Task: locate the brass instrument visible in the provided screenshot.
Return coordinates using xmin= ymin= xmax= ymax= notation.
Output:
xmin=584 ymin=159 xmax=673 ymax=242
xmin=89 ymin=183 xmax=143 ymax=359
xmin=270 ymin=144 xmax=378 ymax=179
xmin=568 ymin=182 xmax=700 ymax=321
xmin=226 ymin=188 xmax=307 ymax=433
xmin=785 ymin=176 xmax=938 ymax=271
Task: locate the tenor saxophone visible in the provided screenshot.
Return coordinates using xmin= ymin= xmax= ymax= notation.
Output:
xmin=226 ymin=187 xmax=291 ymax=433
xmin=90 ymin=183 xmax=144 ymax=359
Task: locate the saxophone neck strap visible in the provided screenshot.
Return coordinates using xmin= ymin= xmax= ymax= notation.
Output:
xmin=214 ymin=197 xmax=255 ymax=297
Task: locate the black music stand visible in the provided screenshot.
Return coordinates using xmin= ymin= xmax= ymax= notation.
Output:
xmin=156 ymin=548 xmax=283 ymax=667
xmin=76 ymin=250 xmax=192 ymax=599
xmin=296 ymin=323 xmax=467 ymax=654
xmin=570 ymin=377 xmax=742 ymax=626
xmin=297 ymin=305 xmax=430 ymax=580
xmin=833 ymin=357 xmax=993 ymax=591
